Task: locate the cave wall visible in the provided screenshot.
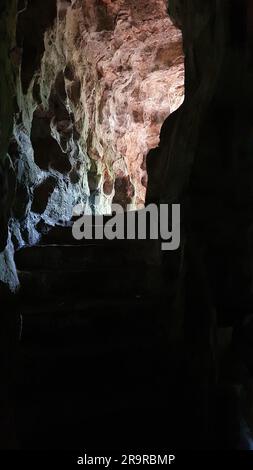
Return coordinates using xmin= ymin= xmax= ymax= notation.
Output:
xmin=1 ymin=0 xmax=253 ymax=449
xmin=0 ymin=0 xmax=19 ymax=448
xmin=50 ymin=0 xmax=184 ymax=209
xmin=0 ymin=0 xmax=18 ymax=291
xmin=148 ymin=0 xmax=253 ymax=327
xmin=30 ymin=0 xmax=184 ymax=212
xmin=0 ymin=0 xmax=184 ymax=289
xmin=146 ymin=0 xmax=253 ymax=447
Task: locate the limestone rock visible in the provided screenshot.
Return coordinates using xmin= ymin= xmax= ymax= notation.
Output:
xmin=38 ymin=0 xmax=184 ymax=210
xmin=0 ymin=0 xmax=184 ymax=286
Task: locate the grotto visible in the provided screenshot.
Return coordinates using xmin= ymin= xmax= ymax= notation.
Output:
xmin=1 ymin=0 xmax=253 ymax=457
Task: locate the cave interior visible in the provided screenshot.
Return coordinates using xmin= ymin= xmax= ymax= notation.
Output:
xmin=1 ymin=0 xmax=253 ymax=451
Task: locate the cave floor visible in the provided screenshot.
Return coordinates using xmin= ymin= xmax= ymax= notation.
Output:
xmin=10 ymin=225 xmax=237 ymax=450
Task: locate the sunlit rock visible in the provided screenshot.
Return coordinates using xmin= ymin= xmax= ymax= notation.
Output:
xmin=38 ymin=0 xmax=184 ymax=210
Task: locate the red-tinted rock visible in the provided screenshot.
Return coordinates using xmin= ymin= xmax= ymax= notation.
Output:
xmin=41 ymin=0 xmax=184 ymax=209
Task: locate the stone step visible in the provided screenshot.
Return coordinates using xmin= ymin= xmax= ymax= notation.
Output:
xmin=18 ymin=293 xmax=163 ymax=316
xmin=17 ymin=341 xmax=160 ymax=381
xmin=41 ymin=223 xmax=161 ymax=253
xmin=17 ymin=297 xmax=172 ymax=378
xmin=18 ymin=295 xmax=170 ymax=358
xmin=15 ymin=390 xmax=176 ymax=450
xmin=17 ymin=264 xmax=165 ymax=300
xmin=15 ymin=243 xmax=149 ymax=272
xmin=19 ymin=295 xmax=163 ymax=327
xmin=16 ymin=331 xmax=173 ymax=391
xmin=15 ymin=390 xmax=166 ymax=422
xmin=16 ymin=302 xmax=171 ymax=385
xmin=16 ymin=290 xmax=173 ymax=389
xmin=19 ymin=331 xmax=160 ymax=355
xmin=20 ymin=308 xmax=165 ymax=345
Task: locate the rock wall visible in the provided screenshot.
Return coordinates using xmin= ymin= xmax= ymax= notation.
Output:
xmin=1 ymin=0 xmax=253 ymax=449
xmin=26 ymin=0 xmax=184 ymax=215
xmin=146 ymin=0 xmax=253 ymax=447
xmin=49 ymin=0 xmax=184 ymax=209
xmin=1 ymin=0 xmax=184 ymax=288
xmin=0 ymin=0 xmax=19 ymax=291
xmin=2 ymin=0 xmax=184 ymax=257
xmin=148 ymin=0 xmax=253 ymax=326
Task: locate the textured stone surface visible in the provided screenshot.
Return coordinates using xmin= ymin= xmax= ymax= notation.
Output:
xmin=45 ymin=0 xmax=184 ymax=209
xmin=24 ymin=0 xmax=183 ymax=215
xmin=1 ymin=0 xmax=253 ymax=451
xmin=0 ymin=1 xmax=18 ymax=290
xmin=0 ymin=234 xmax=19 ymax=291
xmin=0 ymin=0 xmax=184 ymax=263
xmin=147 ymin=0 xmax=253 ymax=446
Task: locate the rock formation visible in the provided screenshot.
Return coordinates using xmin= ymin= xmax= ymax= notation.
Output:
xmin=17 ymin=0 xmax=184 ymax=224
xmin=0 ymin=0 xmax=184 ymax=289
xmin=147 ymin=0 xmax=253 ymax=448
xmin=1 ymin=0 xmax=253 ymax=452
